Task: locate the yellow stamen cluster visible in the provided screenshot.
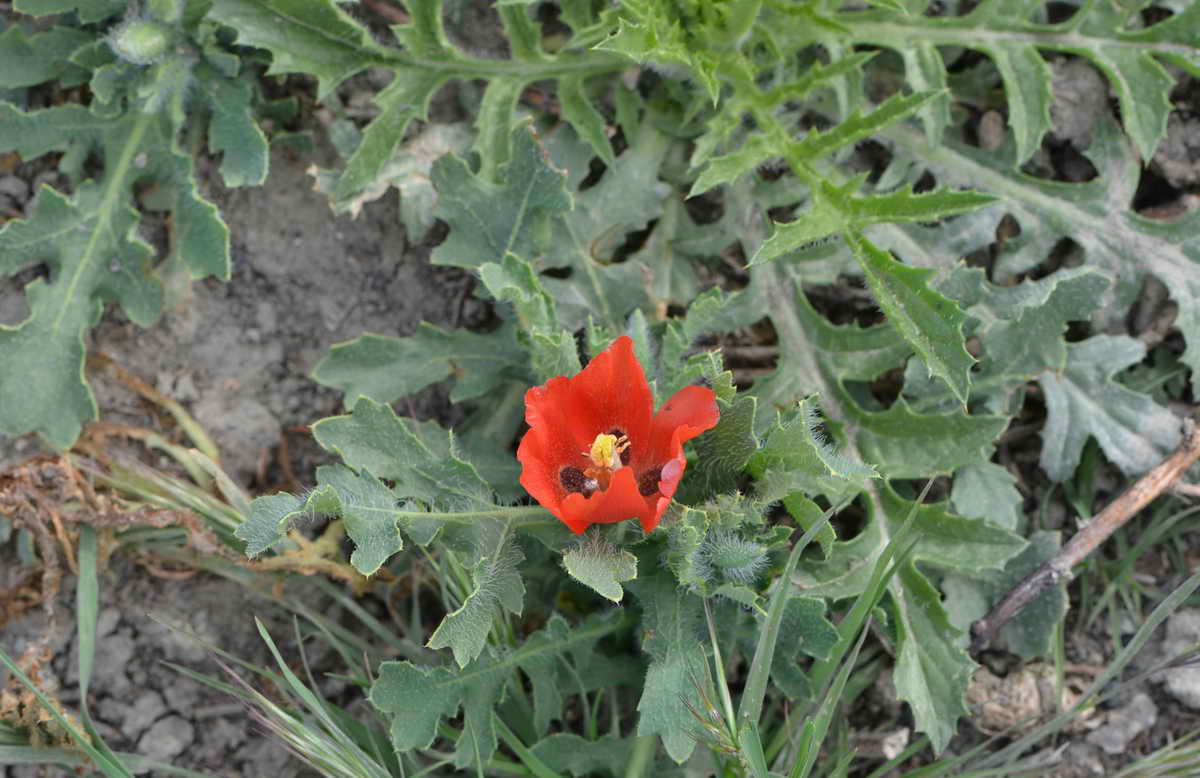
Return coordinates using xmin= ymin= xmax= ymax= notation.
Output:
xmin=583 ymin=433 xmax=630 ymax=490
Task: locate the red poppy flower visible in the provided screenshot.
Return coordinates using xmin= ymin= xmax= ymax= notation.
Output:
xmin=517 ymin=336 xmax=720 ymax=534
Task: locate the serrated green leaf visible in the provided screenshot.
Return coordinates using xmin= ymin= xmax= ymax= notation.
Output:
xmin=0 ymin=101 xmax=228 ymax=446
xmin=479 ymin=252 xmax=580 ymax=381
xmin=540 ymin=120 xmax=671 ymax=330
xmin=627 ymin=196 xmax=703 ymax=316
xmin=195 ymin=62 xmax=268 ymax=187
xmin=849 ymin=396 xmax=1008 ymax=479
xmin=951 ymin=462 xmax=1023 ymax=531
xmin=206 ymin=0 xmax=390 ymax=97
xmin=428 ymin=526 xmax=525 ymax=667
xmin=528 ymin=734 xmax=629 ymax=778
xmin=887 ymin=116 xmax=1200 ymax=397
xmin=336 ymin=70 xmax=451 ymax=201
xmin=430 ymin=124 xmax=573 ymax=269
xmin=749 ymin=396 xmax=878 ymax=506
xmin=371 ymin=612 xmax=627 ymax=769
xmin=310 ymin=122 xmax=473 ymax=235
xmin=791 ymin=90 xmax=941 ymax=162
xmin=594 ymin=15 xmax=720 ymax=103
xmin=900 ymin=43 xmax=951 ymax=147
xmin=1038 ymin=335 xmax=1182 ymax=482
xmin=688 ymin=134 xmax=775 ymax=197
xmin=752 ymin=183 xmax=996 ymax=265
xmin=943 ymin=531 xmax=1066 ymax=660
xmin=628 ymin=569 xmax=707 ymax=764
xmin=850 ymin=234 xmax=975 ymax=406
xmin=900 ymin=266 xmax=1114 ymax=418
xmin=892 ymin=563 xmax=973 ymax=754
xmin=314 ymin=465 xmax=404 ymax=576
xmin=765 ymin=594 xmax=839 ymax=700
xmin=235 ymin=465 xmax=404 ymax=574
xmin=558 ymin=74 xmax=616 ymax=165
xmin=797 ymin=486 xmax=1023 ymax=752
xmin=14 ymin=0 xmax=122 ymax=23
xmin=563 ymin=540 xmax=637 ymax=602
xmin=238 ymin=491 xmax=312 ymax=557
xmin=841 ymin=1 xmax=1200 ymax=163
xmin=372 ymin=657 xmax=505 ymax=765
xmin=688 ymin=394 xmax=759 ymax=496
xmin=212 ymin=0 xmax=626 ymax=203
xmin=741 ymin=238 xmax=1024 ymax=750
xmin=313 ymin=321 xmax=526 ymax=405
xmin=0 ymin=25 xmax=91 ymax=88
xmin=981 ymin=42 xmax=1053 ymax=163
xmin=311 ymin=396 xmax=492 ymax=508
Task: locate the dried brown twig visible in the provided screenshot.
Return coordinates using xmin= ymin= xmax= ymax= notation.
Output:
xmin=971 ymin=417 xmax=1200 ymax=655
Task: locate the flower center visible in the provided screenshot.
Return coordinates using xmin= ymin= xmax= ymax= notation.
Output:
xmin=582 ymin=432 xmax=629 ymax=490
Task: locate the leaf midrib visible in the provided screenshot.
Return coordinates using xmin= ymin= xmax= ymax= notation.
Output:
xmin=52 ymin=112 xmax=154 ymax=336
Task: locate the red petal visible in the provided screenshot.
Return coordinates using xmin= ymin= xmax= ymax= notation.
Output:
xmin=524 ymin=378 xmax=592 ymax=466
xmin=558 ymin=467 xmax=653 ymax=534
xmin=568 ymin=336 xmax=653 ymax=451
xmin=646 ymin=384 xmax=719 ymax=463
xmin=516 ymin=426 xmax=563 ymax=517
xmin=517 ymin=336 xmax=675 ymax=534
xmin=641 ymin=495 xmax=672 ymax=533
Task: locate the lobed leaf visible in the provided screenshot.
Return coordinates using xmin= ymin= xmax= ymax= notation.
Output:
xmin=943 ymin=531 xmax=1067 ymax=660
xmin=430 ymin=124 xmax=573 ymax=271
xmin=628 ymin=567 xmax=708 ymax=764
xmin=1038 ymin=336 xmax=1182 ymax=482
xmin=849 ymin=233 xmax=975 ymax=406
xmin=313 ymin=322 xmax=526 ymax=405
xmin=885 ymin=119 xmax=1196 ymax=474
xmin=0 ymin=104 xmax=228 ymax=446
xmin=752 ymin=182 xmax=996 ymax=265
xmin=563 ymin=540 xmax=638 ymax=602
xmin=371 ymin=612 xmax=627 ymax=769
xmin=0 ymin=25 xmax=91 ymax=88
xmin=427 ymin=524 xmax=525 ymax=667
xmin=840 ymin=0 xmax=1200 ymax=162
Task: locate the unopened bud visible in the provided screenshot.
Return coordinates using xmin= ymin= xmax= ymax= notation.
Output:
xmin=108 ymin=19 xmax=173 ymax=65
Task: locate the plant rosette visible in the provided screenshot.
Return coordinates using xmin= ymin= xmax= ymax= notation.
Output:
xmin=517 ymin=335 xmax=719 ymax=534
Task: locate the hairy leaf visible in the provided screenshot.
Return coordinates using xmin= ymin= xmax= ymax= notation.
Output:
xmin=628 ymin=568 xmax=707 ymax=764
xmin=563 ymin=540 xmax=638 ymax=602
xmin=430 ymin=125 xmax=573 ymax=270
xmin=529 ymin=734 xmax=629 ymax=778
xmin=427 ymin=523 xmax=525 ymax=668
xmin=313 ymin=322 xmax=526 ymax=405
xmin=943 ymin=531 xmax=1066 ymax=660
xmin=0 ymin=106 xmax=228 ymax=446
xmin=1038 ymin=336 xmax=1181 ymax=482
xmin=371 ymin=612 xmax=626 ymax=769
xmin=841 ymin=1 xmax=1200 ymax=162
xmin=209 ymin=0 xmax=626 ymax=200
xmin=886 ymin=117 xmax=1200 ymax=402
xmin=850 ymin=233 xmax=975 ymax=406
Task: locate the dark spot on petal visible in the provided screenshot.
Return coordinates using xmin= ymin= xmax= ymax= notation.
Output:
xmin=638 ymin=467 xmax=662 ymax=496
xmin=561 ymin=466 xmax=587 ymax=493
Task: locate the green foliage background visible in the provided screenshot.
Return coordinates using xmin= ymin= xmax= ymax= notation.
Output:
xmin=1 ymin=0 xmax=1197 ymax=773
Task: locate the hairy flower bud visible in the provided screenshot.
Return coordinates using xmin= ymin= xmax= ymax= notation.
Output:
xmin=108 ymin=19 xmax=174 ymax=65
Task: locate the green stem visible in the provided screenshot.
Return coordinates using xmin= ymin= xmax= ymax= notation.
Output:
xmin=737 ymin=497 xmax=845 ymax=727
xmin=702 ymin=598 xmax=738 ymax=737
xmin=622 ymin=735 xmax=657 ymax=778
xmin=394 ymin=505 xmax=553 ymax=528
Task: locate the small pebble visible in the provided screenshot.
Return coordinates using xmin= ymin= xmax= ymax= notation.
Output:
xmin=137 ymin=715 xmax=195 ymax=763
